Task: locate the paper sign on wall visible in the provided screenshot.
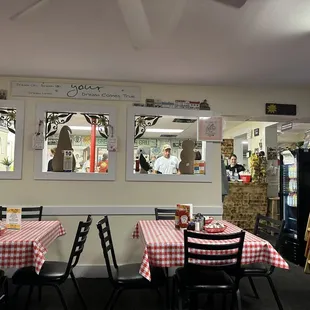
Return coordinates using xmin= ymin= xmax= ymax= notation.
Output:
xmin=6 ymin=208 xmax=22 ymax=230
xmin=197 ymin=117 xmax=223 ymax=142
xmin=108 ymin=137 xmax=118 ymax=152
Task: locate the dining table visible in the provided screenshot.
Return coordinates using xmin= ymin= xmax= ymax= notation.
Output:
xmin=132 ymin=219 xmax=289 ymax=281
xmin=0 ymin=220 xmax=66 ymax=274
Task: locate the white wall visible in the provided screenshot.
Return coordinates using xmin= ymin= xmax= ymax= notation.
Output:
xmin=1 ymin=76 xmax=310 ymax=273
xmin=0 ymin=129 xmax=8 ymax=171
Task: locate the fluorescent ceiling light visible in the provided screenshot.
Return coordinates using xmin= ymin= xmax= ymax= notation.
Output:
xmin=70 ymin=126 xmax=91 ymax=130
xmin=242 ymin=141 xmax=248 ymax=144
xmin=145 ymin=128 xmax=184 ymax=133
xmin=199 ymin=117 xmax=211 ymax=120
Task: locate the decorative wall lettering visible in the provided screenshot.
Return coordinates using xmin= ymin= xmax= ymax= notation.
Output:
xmin=11 ymin=82 xmax=140 ymax=101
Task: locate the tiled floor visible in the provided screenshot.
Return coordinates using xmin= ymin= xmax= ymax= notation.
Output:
xmin=7 ymin=263 xmax=310 ymax=309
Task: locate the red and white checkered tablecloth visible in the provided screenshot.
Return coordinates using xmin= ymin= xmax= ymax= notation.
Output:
xmin=132 ymin=220 xmax=289 ymax=281
xmin=0 ymin=221 xmax=66 ymax=274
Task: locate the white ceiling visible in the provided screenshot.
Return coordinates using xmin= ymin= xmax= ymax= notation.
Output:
xmin=1 ymin=0 xmax=310 ymax=84
xmin=277 ymin=122 xmax=310 ymax=143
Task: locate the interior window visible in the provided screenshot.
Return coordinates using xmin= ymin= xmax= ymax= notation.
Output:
xmin=133 ymin=114 xmax=206 ymax=175
xmin=0 ymin=108 xmax=16 ymax=172
xmin=44 ymin=111 xmax=110 ymax=174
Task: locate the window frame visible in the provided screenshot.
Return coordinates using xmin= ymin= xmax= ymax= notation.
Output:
xmin=34 ymin=102 xmax=117 ymax=181
xmin=0 ymin=100 xmax=24 ymax=180
xmin=126 ymin=106 xmax=215 ymax=182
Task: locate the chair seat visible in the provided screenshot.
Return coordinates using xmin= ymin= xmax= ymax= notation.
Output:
xmin=175 ymin=266 xmax=234 ymax=291
xmin=241 ymin=263 xmax=268 ymax=275
xmin=12 ymin=261 xmax=67 ymax=285
xmin=114 ymin=264 xmax=166 ymax=287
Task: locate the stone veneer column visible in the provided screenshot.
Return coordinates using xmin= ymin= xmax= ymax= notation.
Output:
xmin=223 ymin=183 xmax=268 ymax=232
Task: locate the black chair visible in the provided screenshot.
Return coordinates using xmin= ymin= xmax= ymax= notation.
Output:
xmin=0 ymin=206 xmax=43 ymax=306
xmin=154 ymin=208 xmax=176 ymax=308
xmin=155 ymin=208 xmax=175 ymax=221
xmin=0 ymin=206 xmax=43 ymax=221
xmin=0 ymin=270 xmax=8 ymax=306
xmin=97 ymin=216 xmax=166 ymax=310
xmin=240 ymin=214 xmax=285 ymax=310
xmin=11 ymin=215 xmax=92 ymax=310
xmin=173 ymin=230 xmax=245 ymax=310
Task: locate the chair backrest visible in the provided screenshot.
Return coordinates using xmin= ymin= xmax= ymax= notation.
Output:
xmin=184 ymin=230 xmax=245 ymax=275
xmin=65 ymin=215 xmax=92 ymax=277
xmin=0 ymin=206 xmax=43 ymax=221
xmin=155 ymin=208 xmax=175 ymax=220
xmin=97 ymin=216 xmax=118 ymax=281
xmin=254 ymin=214 xmax=285 ymax=251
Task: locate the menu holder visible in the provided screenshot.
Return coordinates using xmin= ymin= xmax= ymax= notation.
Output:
xmin=179 ymin=204 xmax=193 ymax=220
xmin=6 ymin=207 xmax=22 ymax=230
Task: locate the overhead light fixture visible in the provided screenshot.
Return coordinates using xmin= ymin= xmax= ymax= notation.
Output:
xmin=242 ymin=141 xmax=248 ymax=144
xmin=199 ymin=117 xmax=211 ymax=120
xmin=69 ymin=126 xmax=91 ymax=130
xmin=145 ymin=128 xmax=184 ymax=133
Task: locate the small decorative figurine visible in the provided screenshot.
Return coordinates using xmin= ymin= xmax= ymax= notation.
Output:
xmin=200 ymin=99 xmax=210 ymax=110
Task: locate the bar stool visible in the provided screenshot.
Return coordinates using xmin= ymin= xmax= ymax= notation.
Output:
xmin=267 ymin=197 xmax=280 ymax=237
xmin=268 ymin=197 xmax=280 ymax=220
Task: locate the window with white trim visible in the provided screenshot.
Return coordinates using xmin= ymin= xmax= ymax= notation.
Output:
xmin=0 ymin=100 xmax=24 ymax=179
xmin=126 ymin=106 xmax=214 ymax=183
xmin=34 ymin=102 xmax=117 ymax=181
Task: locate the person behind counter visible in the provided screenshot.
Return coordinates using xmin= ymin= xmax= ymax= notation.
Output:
xmin=154 ymin=144 xmax=179 ymax=174
xmin=226 ymin=154 xmax=245 ymax=174
xmin=47 ymin=148 xmax=56 ymax=172
xmin=97 ymin=153 xmax=108 ymax=173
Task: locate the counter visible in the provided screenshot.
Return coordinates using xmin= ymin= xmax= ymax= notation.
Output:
xmin=223 ymin=182 xmax=268 ymax=232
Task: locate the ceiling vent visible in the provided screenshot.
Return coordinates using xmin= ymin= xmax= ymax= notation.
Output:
xmin=173 ymin=118 xmax=196 ymax=123
xmin=160 ymin=134 xmax=178 ymax=138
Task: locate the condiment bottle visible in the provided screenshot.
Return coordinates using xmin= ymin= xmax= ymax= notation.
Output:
xmin=179 ymin=208 xmax=189 ymax=230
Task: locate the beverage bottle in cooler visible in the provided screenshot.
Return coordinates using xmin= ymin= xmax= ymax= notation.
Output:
xmin=288 ymin=194 xmax=292 ymax=206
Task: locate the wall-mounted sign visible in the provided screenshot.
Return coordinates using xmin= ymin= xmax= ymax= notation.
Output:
xmin=197 ymin=117 xmax=223 ymax=142
xmin=266 ymin=103 xmax=297 ymax=116
xmin=134 ymin=139 xmax=157 ymax=147
xmin=281 ymin=122 xmax=293 ymax=132
xmin=11 ymin=81 xmax=141 ymax=101
xmin=267 ymin=147 xmax=278 ymax=160
xmin=254 ymin=128 xmax=260 ymax=137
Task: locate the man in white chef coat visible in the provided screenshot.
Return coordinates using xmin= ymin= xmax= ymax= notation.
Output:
xmin=153 ymin=144 xmax=179 ymax=174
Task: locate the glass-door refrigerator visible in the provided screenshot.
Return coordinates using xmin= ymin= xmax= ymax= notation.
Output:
xmin=280 ymin=149 xmax=310 ymax=265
